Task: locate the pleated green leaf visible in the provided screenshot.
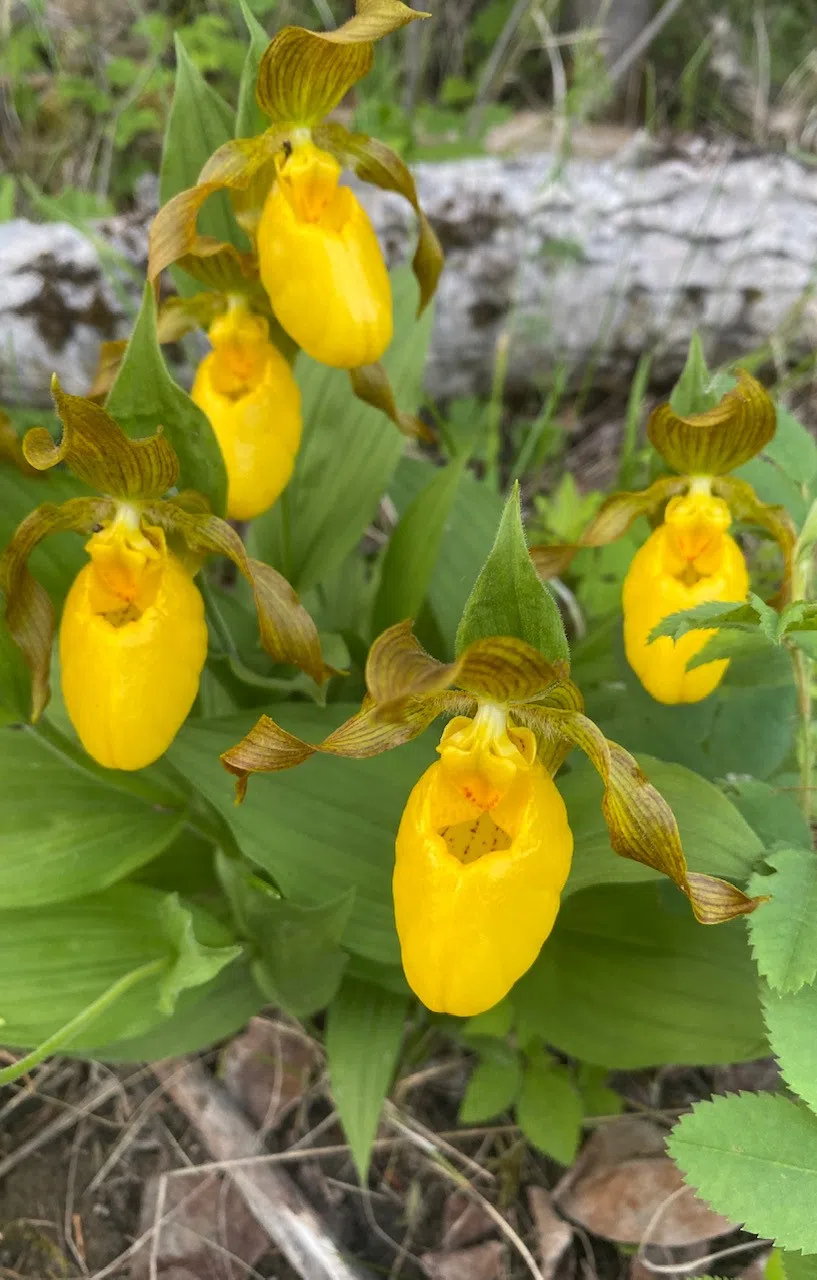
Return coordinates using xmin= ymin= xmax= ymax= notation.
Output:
xmin=512 ymin=885 xmax=765 ymax=1068
xmin=0 ymin=725 xmax=187 ymax=906
xmin=0 ymin=885 xmax=240 ymax=1052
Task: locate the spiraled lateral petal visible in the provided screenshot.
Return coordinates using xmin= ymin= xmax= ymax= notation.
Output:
xmin=530 ymin=474 xmax=688 ymax=580
xmin=221 ymin=693 xmax=460 ymax=801
xmin=527 ymin=706 xmax=764 ymax=923
xmin=24 ymin=380 xmax=179 ymax=500
xmin=0 ymin=496 xmax=115 ymax=719
xmin=713 ymin=473 xmax=796 ymax=604
xmin=146 ymin=503 xmax=334 ymax=685
xmin=148 ymin=133 xmax=285 ymax=285
xmin=364 ymin=621 xmax=567 ymax=713
xmin=256 ymin=2 xmax=428 ymax=125
xmin=316 ymin=123 xmax=443 ymax=315
xmin=647 ymin=369 xmax=776 ymax=476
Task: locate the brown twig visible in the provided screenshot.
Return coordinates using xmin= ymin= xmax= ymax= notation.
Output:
xmin=153 ymin=1057 xmax=373 ymax=1280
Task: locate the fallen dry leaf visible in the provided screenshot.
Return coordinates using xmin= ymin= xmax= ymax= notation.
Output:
xmin=421 ymin=1240 xmax=506 ymax=1280
xmin=220 ymin=1016 xmax=317 ymax=1130
xmin=553 ymin=1118 xmax=736 ymax=1247
xmin=527 ymin=1186 xmax=573 ymax=1279
xmin=131 ymin=1171 xmax=268 ymax=1280
xmin=442 ymin=1190 xmax=494 ymax=1249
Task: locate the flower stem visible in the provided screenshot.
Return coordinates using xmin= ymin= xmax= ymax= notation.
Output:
xmin=0 ymin=959 xmax=166 ymax=1086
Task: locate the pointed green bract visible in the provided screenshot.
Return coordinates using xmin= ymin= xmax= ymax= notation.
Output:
xmin=107 ymin=284 xmax=228 ymax=516
xmin=326 ymin=975 xmax=408 ymax=1181
xmin=670 ymin=332 xmax=719 ymax=416
xmin=158 ymin=893 xmax=242 ymax=1016
xmin=456 ymin=482 xmax=569 ymax=664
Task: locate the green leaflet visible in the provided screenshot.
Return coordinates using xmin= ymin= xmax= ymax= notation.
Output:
xmin=459 ymin=1046 xmax=522 ymax=1124
xmin=326 ymin=976 xmax=409 ymax=1181
xmin=456 ymin=482 xmax=569 ymax=664
xmin=668 ymin=1093 xmax=817 ymax=1253
xmin=516 ymin=1050 xmax=583 ymax=1165
xmin=749 ymin=848 xmax=817 ymax=994
xmin=762 ymin=980 xmax=817 ymax=1117
xmin=0 ymin=724 xmax=186 ymax=907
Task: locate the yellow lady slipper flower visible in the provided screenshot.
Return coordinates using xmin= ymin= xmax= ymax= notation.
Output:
xmin=191 ymin=300 xmax=302 ymax=520
xmin=394 ymin=704 xmax=573 ymax=1015
xmin=60 ymin=508 xmax=207 ymax=771
xmin=221 ymin=621 xmax=762 ymax=1016
xmin=257 ymin=141 xmax=393 ymax=369
xmin=1 ymin=382 xmax=332 ymax=772
xmin=623 ymin=491 xmax=749 ymax=704
xmin=530 ymin=370 xmax=794 ymax=706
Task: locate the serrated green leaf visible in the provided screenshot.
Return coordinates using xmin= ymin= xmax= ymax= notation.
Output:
xmin=456 ymin=482 xmax=568 ymax=663
xmin=159 ymin=35 xmax=241 ymax=296
xmin=107 ymin=284 xmax=228 ymax=515
xmin=158 ymin=893 xmax=241 ymax=1016
xmin=516 ymin=1049 xmax=583 ymax=1164
xmin=249 ymin=269 xmax=431 ymax=592
xmin=0 ymin=724 xmax=187 ymax=906
xmin=512 ymin=884 xmax=765 ymax=1068
xmin=777 ymin=1250 xmax=817 ymax=1280
xmin=236 ymin=0 xmax=269 ymax=138
xmin=684 ymin=628 xmax=773 ymax=671
xmin=459 ymin=1052 xmax=522 ymax=1123
xmin=326 ymin=976 xmax=408 ymax=1181
xmin=668 ymin=1092 xmax=817 ymax=1253
xmin=749 ymin=849 xmax=817 ymax=994
xmin=670 ymin=333 xmax=719 ymax=416
xmin=649 ymin=600 xmax=762 ymax=643
xmin=762 ymin=980 xmax=817 ymax=1116
xmin=371 ymin=456 xmax=466 ymax=637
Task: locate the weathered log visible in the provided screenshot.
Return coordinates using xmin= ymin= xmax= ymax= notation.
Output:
xmin=3 ymin=140 xmax=817 ymax=409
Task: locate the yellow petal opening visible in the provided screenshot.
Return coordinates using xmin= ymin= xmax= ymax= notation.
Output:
xmin=393 ymin=704 xmax=573 ymax=1017
xmin=623 ymin=492 xmax=749 ymax=704
xmin=257 ymin=141 xmax=393 ymax=368
xmin=191 ymin=300 xmax=302 ymax=521
xmin=60 ymin=511 xmax=208 ymax=770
